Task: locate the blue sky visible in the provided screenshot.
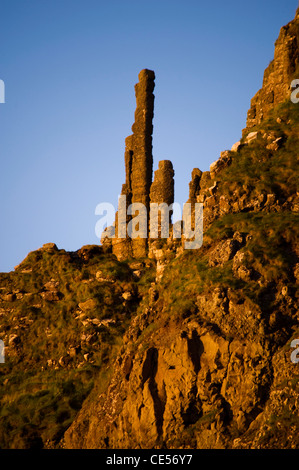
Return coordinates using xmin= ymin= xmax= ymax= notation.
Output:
xmin=0 ymin=0 xmax=298 ymax=272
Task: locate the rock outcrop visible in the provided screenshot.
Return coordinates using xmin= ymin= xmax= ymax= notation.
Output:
xmin=1 ymin=7 xmax=299 ymax=451
xmin=107 ymin=70 xmax=176 ymax=260
xmin=111 ymin=69 xmax=155 ymax=260
xmin=64 ymin=7 xmax=299 ymax=450
xmin=149 ymin=160 xmax=175 ymax=238
xmin=245 ymin=7 xmax=299 ymax=131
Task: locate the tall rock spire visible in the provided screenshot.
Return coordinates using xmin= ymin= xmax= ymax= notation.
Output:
xmin=102 ymin=69 xmax=175 ymax=260
xmin=112 ymin=69 xmax=156 ymax=260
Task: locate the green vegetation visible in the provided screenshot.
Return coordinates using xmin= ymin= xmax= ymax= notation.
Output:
xmin=158 ymin=99 xmax=299 ymax=318
xmin=0 ymin=368 xmax=93 ymax=448
xmin=0 ymin=96 xmax=298 ymax=448
xmin=219 ymin=100 xmax=299 ymax=200
xmin=0 ymin=245 xmax=139 ymax=448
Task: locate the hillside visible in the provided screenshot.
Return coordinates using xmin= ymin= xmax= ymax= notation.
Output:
xmin=0 ymin=7 xmax=299 ymax=449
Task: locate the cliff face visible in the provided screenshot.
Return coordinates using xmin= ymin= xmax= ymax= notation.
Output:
xmin=1 ymin=8 xmax=299 ymax=450
xmin=245 ymin=7 xmax=299 ymax=131
xmin=63 ymin=9 xmax=299 ymax=450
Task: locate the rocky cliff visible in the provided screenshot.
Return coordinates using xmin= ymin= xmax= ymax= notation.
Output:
xmin=64 ymin=8 xmax=299 ymax=449
xmin=0 ymin=8 xmax=299 ymax=450
xmin=245 ymin=7 xmax=299 ymax=131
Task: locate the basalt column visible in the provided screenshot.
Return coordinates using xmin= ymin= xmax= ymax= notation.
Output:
xmin=149 ymin=160 xmax=174 ymax=238
xmin=112 ymin=69 xmax=155 ymax=260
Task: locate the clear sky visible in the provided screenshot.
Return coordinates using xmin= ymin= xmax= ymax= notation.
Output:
xmin=0 ymin=0 xmax=298 ymax=272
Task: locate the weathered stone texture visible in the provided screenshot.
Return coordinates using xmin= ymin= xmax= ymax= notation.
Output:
xmin=245 ymin=9 xmax=299 ymax=131
xmin=110 ymin=70 xmax=176 ymax=260
xmin=150 ymin=160 xmax=174 ymax=206
xmin=112 ymin=69 xmax=155 ymax=260
xmin=149 ymin=160 xmax=174 ymax=239
xmin=188 ymin=168 xmax=202 ymax=204
xmin=131 ymin=69 xmax=155 ymax=209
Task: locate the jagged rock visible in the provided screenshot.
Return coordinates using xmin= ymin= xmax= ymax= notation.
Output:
xmin=245 ymin=10 xmax=299 ymax=131
xmin=1 ymin=293 xmax=16 ymax=302
xmin=59 ymin=356 xmax=71 ymax=367
xmin=69 ymin=346 xmax=80 ymax=357
xmin=15 ymin=291 xmax=24 ymax=300
xmin=44 ymin=280 xmax=59 ymax=291
xmin=40 ymin=243 xmax=58 ymax=252
xmin=100 ymin=319 xmax=116 ymax=327
xmin=128 ymin=261 xmax=144 ymax=270
xmin=41 ymin=291 xmax=60 ymax=302
xmin=244 ymin=131 xmax=260 ymax=144
xmin=208 ymin=238 xmax=240 ymax=267
xmin=100 ymin=227 xmax=114 ymax=253
xmin=132 ymin=270 xmax=142 ymax=279
xmin=150 ymin=160 xmax=175 ymax=237
xmin=219 ymin=195 xmax=230 ymax=215
xmin=8 ymin=334 xmax=20 ymax=347
xmin=231 ymin=141 xmax=241 ymax=152
xmin=188 ymin=168 xmax=202 ymax=203
xmin=64 ymin=315 xmax=273 ymax=449
xmin=78 ymin=299 xmax=97 ymax=311
xmin=266 ymin=136 xmax=284 ymax=151
xmin=232 ymin=251 xmax=253 ymax=281
xmin=233 ymin=231 xmax=244 ymax=244
xmin=148 ymin=284 xmax=159 ymax=303
xmin=0 ymin=308 xmax=6 ymax=317
xmin=210 ymin=151 xmax=232 ymax=178
xmin=77 ymin=244 xmax=103 ymax=260
xmin=122 ymin=291 xmax=133 ymax=301
xmin=265 ymin=193 xmax=276 ymax=207
xmin=150 ymin=160 xmax=174 ymax=207
xmin=95 ymin=270 xmax=115 ymax=283
xmin=80 ymin=332 xmax=97 ymax=344
xmin=208 ymin=181 xmax=217 ymax=196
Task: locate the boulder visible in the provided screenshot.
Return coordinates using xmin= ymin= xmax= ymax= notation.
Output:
xmin=44 ymin=280 xmax=59 ymax=291
xmin=232 ymin=251 xmax=252 ymax=281
xmin=78 ymin=298 xmax=97 ymax=311
xmin=210 ymin=151 xmax=232 ymax=178
xmin=40 ymin=243 xmax=58 ymax=252
xmin=41 ymin=291 xmax=60 ymax=301
xmin=8 ymin=334 xmax=20 ymax=347
xmin=209 ymin=239 xmax=239 ymax=267
xmin=95 ymin=271 xmax=115 ymax=283
xmin=244 ymin=131 xmax=260 ymax=144
xmin=231 ymin=141 xmax=241 ymax=152
xmin=266 ymin=136 xmax=283 ymax=151
xmin=122 ymin=291 xmax=133 ymax=301
xmin=2 ymin=293 xmax=16 ymax=302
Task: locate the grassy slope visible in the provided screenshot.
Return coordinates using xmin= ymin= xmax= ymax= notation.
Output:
xmin=160 ymin=99 xmax=299 ymax=315
xmin=0 ymin=246 xmax=147 ymax=448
